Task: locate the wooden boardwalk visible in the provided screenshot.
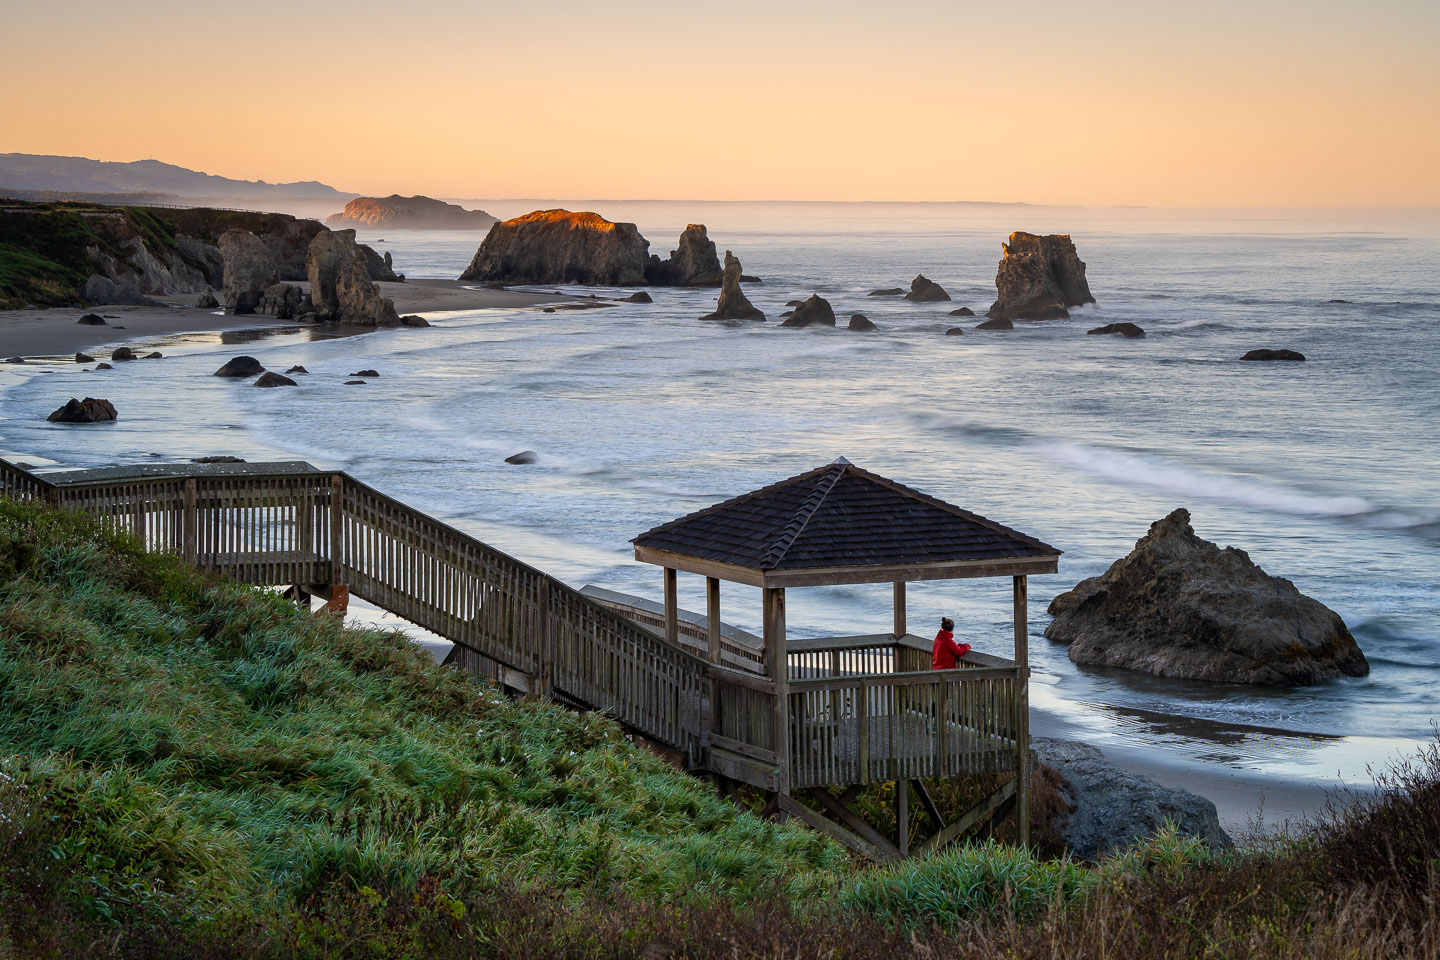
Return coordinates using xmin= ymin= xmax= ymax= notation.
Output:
xmin=2 ymin=458 xmax=1030 ymax=858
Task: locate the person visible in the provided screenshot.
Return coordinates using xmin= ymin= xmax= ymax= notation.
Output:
xmin=931 ymin=616 xmax=971 ymax=669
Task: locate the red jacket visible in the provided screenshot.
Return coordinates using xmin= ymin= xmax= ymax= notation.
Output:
xmin=931 ymin=629 xmax=971 ymax=670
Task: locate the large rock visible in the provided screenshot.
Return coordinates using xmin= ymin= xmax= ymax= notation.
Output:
xmin=988 ymin=232 xmax=1096 ymax=321
xmin=326 ymin=195 xmax=497 ymax=230
xmin=47 ymin=397 xmax=117 ymax=423
xmin=644 ymin=224 xmax=723 ymax=286
xmin=781 ymin=294 xmax=836 ymax=328
xmin=196 ymin=289 xmax=220 ymax=309
xmin=904 ymin=274 xmax=951 ymax=302
xmin=261 ymin=283 xmax=305 ymax=319
xmin=214 ymin=356 xmax=265 ymax=378
xmin=219 ymin=230 xmax=279 ymax=315
xmin=359 ymin=244 xmax=402 ymax=282
xmin=1088 ymin=322 xmax=1146 ymax=338
xmin=1046 ymin=508 xmax=1368 ymax=685
xmin=700 ymin=251 xmax=765 ymax=321
xmin=81 ymin=274 xmax=162 ymax=307
xmin=306 ymin=229 xmax=401 ymax=326
xmin=254 ymin=372 xmax=297 ymax=387
xmin=458 ymin=209 xmax=653 ymax=286
xmin=847 ymin=314 xmax=877 ymax=331
xmin=1034 ymin=738 xmax=1232 ymax=860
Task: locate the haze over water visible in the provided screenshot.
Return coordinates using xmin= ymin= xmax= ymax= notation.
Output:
xmin=4 ymin=204 xmax=1437 ymax=788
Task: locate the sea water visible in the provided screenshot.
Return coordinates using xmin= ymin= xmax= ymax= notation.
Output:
xmin=2 ymin=204 xmax=1436 ymax=789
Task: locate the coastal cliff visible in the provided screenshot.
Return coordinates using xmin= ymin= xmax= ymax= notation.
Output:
xmin=459 ymin=209 xmax=654 ymax=286
xmin=327 ymin=194 xmax=497 ymax=230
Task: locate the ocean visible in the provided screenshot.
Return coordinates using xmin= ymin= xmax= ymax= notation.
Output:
xmin=2 ymin=202 xmax=1437 ymax=792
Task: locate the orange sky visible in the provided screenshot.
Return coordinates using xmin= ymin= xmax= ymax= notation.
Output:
xmin=3 ymin=0 xmax=1437 ymax=207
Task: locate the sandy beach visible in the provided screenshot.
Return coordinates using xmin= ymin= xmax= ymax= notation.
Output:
xmin=0 ymin=279 xmax=566 ymax=359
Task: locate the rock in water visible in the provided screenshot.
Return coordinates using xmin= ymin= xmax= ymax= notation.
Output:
xmin=458 ymin=209 xmax=653 ymax=286
xmin=975 ymin=317 xmax=1014 ymax=330
xmin=619 ymin=291 xmax=653 ymax=303
xmin=214 ymin=356 xmax=265 ymax=378
xmin=1045 ymin=508 xmax=1368 ymax=686
xmin=1241 ymin=349 xmax=1306 ymax=362
xmin=285 ymin=365 xmax=309 ymax=374
xmin=326 ymin=195 xmax=498 ymax=230
xmin=399 ymin=314 xmax=430 ymax=327
xmin=904 ymin=274 xmax=951 ymax=302
xmin=191 ymin=456 xmax=246 ymax=464
xmin=988 ymin=232 xmax=1095 ymax=321
xmin=504 ymin=451 xmax=539 ymax=464
xmin=867 ymin=288 xmax=903 ymax=297
xmin=95 ymin=362 xmax=112 ymax=370
xmin=196 ymin=289 xmax=220 ymax=309
xmin=349 ymin=369 xmax=380 ymax=378
xmin=75 ymin=352 xmax=95 ymax=363
xmin=111 ymin=347 xmax=136 ymax=361
xmin=47 ymin=397 xmax=117 ymax=423
xmin=950 ymin=306 xmax=975 ymax=317
xmin=307 ymin=230 xmax=402 ymax=326
xmin=781 ymin=294 xmax=837 ymax=328
xmin=254 ymin=372 xmax=297 ymax=387
xmin=847 ymin=314 xmax=877 ymax=331
xmin=644 ymin=224 xmax=723 ymax=286
xmin=1088 ymin=322 xmax=1146 ymax=338
xmin=219 ymin=230 xmax=279 ymax=315
xmin=700 ymin=251 xmax=765 ymax=321
xmin=77 ymin=313 xmax=107 ymax=325
xmin=945 ymin=327 xmax=965 ymax=336
xmin=1034 ymin=738 xmax=1232 ymax=860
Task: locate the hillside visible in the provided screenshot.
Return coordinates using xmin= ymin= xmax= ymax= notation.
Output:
xmin=327 ymin=195 xmax=497 ymax=230
xmin=0 ymin=154 xmax=349 ymax=204
xmin=1 ymin=498 xmax=1437 ymax=958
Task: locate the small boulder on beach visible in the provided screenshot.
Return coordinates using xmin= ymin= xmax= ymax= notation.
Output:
xmin=47 ymin=397 xmax=117 ymax=423
xmin=111 ymin=347 xmax=136 ymax=361
xmin=949 ymin=307 xmax=975 ymax=317
xmin=504 ymin=451 xmax=539 ymax=464
xmin=214 ymin=356 xmax=265 ymax=378
xmin=1088 ymin=322 xmax=1146 ymax=339
xmin=903 ymin=274 xmax=951 ymax=302
xmin=254 ymin=372 xmax=297 ymax=387
xmin=975 ymin=318 xmax=1014 ymax=330
xmin=1241 ymin=349 xmax=1306 ymax=362
xmin=847 ymin=314 xmax=877 ymax=331
xmin=77 ymin=313 xmax=107 ymax=325
xmin=1046 ymin=508 xmax=1368 ymax=686
xmin=76 ymin=352 xmax=95 ymax=363
xmin=780 ymin=294 xmax=836 ymax=328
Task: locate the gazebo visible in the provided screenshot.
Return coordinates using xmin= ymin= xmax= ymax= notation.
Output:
xmin=631 ymin=458 xmax=1061 ymax=857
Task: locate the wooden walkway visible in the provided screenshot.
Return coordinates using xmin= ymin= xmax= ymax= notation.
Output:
xmin=1 ymin=458 xmax=1026 ymax=856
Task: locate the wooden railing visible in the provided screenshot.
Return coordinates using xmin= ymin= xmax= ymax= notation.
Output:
xmin=580 ymin=586 xmax=767 ymax=675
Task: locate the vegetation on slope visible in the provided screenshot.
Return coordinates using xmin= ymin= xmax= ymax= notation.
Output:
xmin=1 ymin=497 xmax=1437 ymax=958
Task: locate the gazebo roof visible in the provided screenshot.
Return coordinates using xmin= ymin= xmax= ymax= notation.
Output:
xmin=632 ymin=459 xmax=1060 ymax=587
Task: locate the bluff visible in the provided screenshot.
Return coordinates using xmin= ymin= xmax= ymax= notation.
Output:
xmin=326 ymin=195 xmax=497 ymax=230
xmin=988 ymin=232 xmax=1095 ymax=321
xmin=459 ymin=209 xmax=652 ymax=286
xmin=1045 ymin=508 xmax=1368 ymax=686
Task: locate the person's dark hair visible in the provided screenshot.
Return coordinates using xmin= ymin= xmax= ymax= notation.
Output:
xmin=941 ymin=617 xmax=954 ymax=632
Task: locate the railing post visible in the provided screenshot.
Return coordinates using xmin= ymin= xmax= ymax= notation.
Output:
xmin=1013 ymin=574 xmax=1030 ymax=848
xmin=536 ymin=577 xmax=554 ymax=698
xmin=329 ymin=475 xmax=344 ymax=588
xmin=705 ymin=576 xmax=722 ymax=664
xmin=892 ymin=581 xmax=906 ymax=639
xmin=764 ymin=586 xmax=790 ymax=795
xmin=663 ymin=567 xmax=679 ymax=647
xmin=183 ymin=478 xmax=197 ymax=566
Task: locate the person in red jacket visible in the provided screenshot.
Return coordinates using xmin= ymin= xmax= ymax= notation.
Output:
xmin=931 ymin=617 xmax=971 ymax=669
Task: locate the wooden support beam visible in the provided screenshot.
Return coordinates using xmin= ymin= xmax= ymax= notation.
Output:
xmin=913 ymin=779 xmax=946 ymax=831
xmin=779 ymin=794 xmax=885 ymax=861
xmin=706 ymin=576 xmax=722 ymax=664
xmin=663 ymin=567 xmax=679 ymax=647
xmin=763 ymin=586 xmax=790 ymax=795
xmin=892 ymin=581 xmax=906 ymax=639
xmin=807 ymin=787 xmax=900 ymax=859
xmin=897 ymin=778 xmax=910 ymax=857
xmin=915 ymin=777 xmax=1016 ymax=856
xmin=1014 ymin=574 xmax=1030 ymax=849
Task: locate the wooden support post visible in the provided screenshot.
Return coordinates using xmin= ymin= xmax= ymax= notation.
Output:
xmin=329 ymin=474 xmax=344 ymax=587
xmin=1013 ymin=574 xmax=1030 ymax=848
xmin=705 ymin=576 xmax=722 ymax=664
xmin=913 ymin=779 xmax=946 ymax=831
xmin=764 ymin=586 xmax=790 ymax=796
xmin=892 ymin=581 xmax=906 ymax=639
xmin=897 ymin=778 xmax=910 ymax=857
xmin=663 ymin=567 xmax=679 ymax=647
xmin=536 ymin=577 xmax=553 ymax=698
xmin=182 ymin=478 xmax=197 ymax=567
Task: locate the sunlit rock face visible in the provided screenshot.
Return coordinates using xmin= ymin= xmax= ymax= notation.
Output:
xmin=219 ymin=230 xmax=278 ymax=315
xmin=327 ymin=195 xmax=497 ymax=230
xmin=459 ymin=209 xmax=653 ymax=286
xmin=988 ymin=232 xmax=1095 ymax=321
xmin=307 ymin=229 xmax=401 ymax=326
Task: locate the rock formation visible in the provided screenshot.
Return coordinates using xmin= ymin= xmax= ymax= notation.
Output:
xmin=307 ymin=230 xmax=401 ymax=326
xmin=75 ymin=352 xmax=95 ymax=363
xmin=359 ymin=244 xmax=402 ymax=282
xmin=975 ymin=317 xmax=1013 ymax=330
xmin=261 ymin=283 xmax=305 ymax=320
xmin=196 ymin=289 xmax=220 ymax=309
xmin=111 ymin=347 xmax=135 ymax=361
xmin=219 ymin=230 xmax=279 ymax=315
xmin=950 ymin=306 xmax=975 ymax=317
xmin=47 ymin=397 xmax=117 ymax=423
xmin=285 ymin=365 xmax=308 ymax=374
xmin=988 ymin=232 xmax=1095 ymax=321
xmin=399 ymin=314 xmax=430 ymax=327
xmin=847 ymin=314 xmax=877 ymax=331
xmin=700 ymin=252 xmax=765 ymax=321
xmin=505 ymin=451 xmax=538 ymax=464
xmin=1034 ymin=738 xmax=1232 ymax=860
xmin=1046 ymin=508 xmax=1369 ymax=686
xmin=904 ymin=274 xmax=951 ymax=302
xmin=1088 ymin=322 xmax=1146 ymax=338
xmin=868 ymin=287 xmax=903 ymax=297
xmin=350 ymin=369 xmax=380 ymax=378
xmin=620 ymin=291 xmax=653 ymax=303
xmin=1242 ymin=349 xmax=1306 ymax=362
xmin=254 ymin=372 xmax=297 ymax=387
xmin=458 ymin=209 xmax=653 ymax=286
xmin=77 ymin=313 xmax=106 ymax=326
xmin=214 ymin=356 xmax=265 ymax=378
xmin=780 ymin=294 xmax=836 ymax=328
xmin=945 ymin=327 xmax=965 ymax=336
xmin=644 ymin=224 xmax=723 ymax=286
xmin=326 ymin=195 xmax=497 ymax=230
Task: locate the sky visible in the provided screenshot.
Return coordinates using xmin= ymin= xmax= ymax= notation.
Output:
xmin=2 ymin=0 xmax=1437 ymax=207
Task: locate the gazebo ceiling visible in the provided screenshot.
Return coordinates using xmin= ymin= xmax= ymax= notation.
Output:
xmin=633 ymin=459 xmax=1061 ymax=587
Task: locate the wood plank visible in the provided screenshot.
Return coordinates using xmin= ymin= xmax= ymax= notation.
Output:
xmin=708 ymin=733 xmax=778 ymax=765
xmin=807 ymin=787 xmax=899 ymax=859
xmin=778 ymin=794 xmax=885 ymax=861
xmin=915 ymin=777 xmax=1016 ymax=856
xmin=913 ymin=778 xmax=946 ymax=830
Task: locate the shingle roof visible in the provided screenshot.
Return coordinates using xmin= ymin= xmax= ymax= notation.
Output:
xmin=632 ymin=459 xmax=1060 ymax=571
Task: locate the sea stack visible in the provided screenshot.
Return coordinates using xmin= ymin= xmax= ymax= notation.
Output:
xmin=1045 ymin=508 xmax=1368 ymax=686
xmin=700 ymin=251 xmax=765 ymax=321
xmin=306 ymin=230 xmax=402 ymax=326
xmin=219 ymin=230 xmax=279 ymax=315
xmin=645 ymin=224 xmax=724 ymax=286
xmin=988 ymin=232 xmax=1095 ymax=321
xmin=458 ymin=209 xmax=653 ymax=286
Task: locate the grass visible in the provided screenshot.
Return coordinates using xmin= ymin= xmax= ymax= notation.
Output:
xmin=1 ymin=497 xmax=1438 ymax=958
